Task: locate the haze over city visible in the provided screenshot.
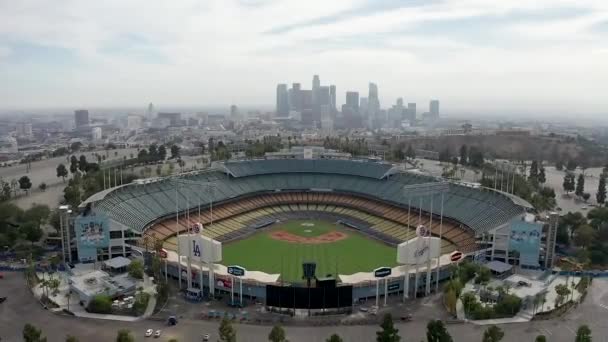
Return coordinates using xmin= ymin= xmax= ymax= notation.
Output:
xmin=3 ymin=2 xmax=608 ymax=342
xmin=1 ymin=0 xmax=607 ymax=118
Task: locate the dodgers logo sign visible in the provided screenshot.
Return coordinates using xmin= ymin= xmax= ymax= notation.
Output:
xmin=193 ymin=240 xmax=201 ymax=257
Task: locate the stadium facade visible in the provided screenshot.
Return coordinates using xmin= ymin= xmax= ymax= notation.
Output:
xmin=75 ymin=158 xmax=554 ymax=307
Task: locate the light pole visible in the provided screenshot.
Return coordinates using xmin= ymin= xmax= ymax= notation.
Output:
xmin=402 ymin=182 xmax=449 ymax=297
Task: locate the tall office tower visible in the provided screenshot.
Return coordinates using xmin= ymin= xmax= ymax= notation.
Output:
xmin=407 ymin=103 xmax=417 ymax=121
xmin=147 ymin=103 xmax=155 ymax=118
xmin=360 ymin=97 xmax=369 ymax=115
xmin=301 ymin=90 xmax=313 ymax=110
xmin=230 ymin=105 xmax=239 ymax=119
xmin=430 ymin=100 xmax=440 ymax=118
xmin=329 ymin=85 xmax=337 ymax=113
xmin=312 ymin=75 xmax=320 ymax=105
xmin=315 ymin=86 xmax=330 ymax=122
xmin=74 ymin=109 xmax=90 ymax=128
xmin=345 ymin=91 xmax=359 ymax=112
xmin=397 ymin=98 xmax=404 ymax=107
xmin=276 ymin=84 xmax=290 ymax=117
xmin=317 ymin=86 xmax=330 ymax=106
xmin=367 ymin=82 xmax=380 ymax=118
xmin=290 ymin=83 xmax=302 ymax=111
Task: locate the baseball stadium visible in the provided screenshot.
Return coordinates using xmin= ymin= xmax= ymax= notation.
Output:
xmin=78 ymin=158 xmax=532 ymax=309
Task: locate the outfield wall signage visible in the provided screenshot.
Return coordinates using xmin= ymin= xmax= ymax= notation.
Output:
xmin=177 ymin=234 xmax=222 ymax=263
xmin=397 ymin=237 xmax=441 ymax=265
xmin=374 ymin=267 xmax=392 ymax=278
xmin=227 ymin=265 xmax=246 ymax=277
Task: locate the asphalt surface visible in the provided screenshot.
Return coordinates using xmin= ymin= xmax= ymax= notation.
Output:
xmin=2 ymin=272 xmax=608 ymax=341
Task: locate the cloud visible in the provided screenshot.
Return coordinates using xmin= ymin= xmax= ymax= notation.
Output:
xmin=0 ymin=0 xmax=606 ymax=116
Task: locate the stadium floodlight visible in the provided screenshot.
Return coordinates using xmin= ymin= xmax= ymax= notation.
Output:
xmin=170 ymin=178 xmax=216 ymax=292
xmin=401 ymin=181 xmax=450 ymax=299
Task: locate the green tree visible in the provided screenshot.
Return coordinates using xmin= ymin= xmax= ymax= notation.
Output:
xmin=87 ymin=295 xmax=113 ymax=314
xmin=482 ymin=325 xmax=504 ymax=342
xmin=19 ymin=175 xmax=32 ymax=194
xmin=132 ymin=291 xmax=150 ymax=315
xmin=26 ymin=204 xmax=51 ymax=228
xmin=56 ymin=163 xmax=69 ymax=182
xmin=219 ymin=317 xmax=237 ymax=342
xmin=116 ymin=329 xmax=135 ymax=342
xmin=475 ymin=266 xmax=491 ymax=285
xmin=597 ymin=174 xmax=606 ymax=205
xmin=576 ymin=173 xmax=585 ymax=197
xmin=66 ymin=335 xmax=79 ymax=342
xmin=23 ymin=323 xmax=46 ymax=342
xmin=574 ymin=224 xmax=596 ymax=248
xmin=535 ymin=335 xmax=546 ymax=342
xmin=170 ymin=144 xmax=181 ymax=159
xmin=326 ymin=334 xmax=343 ymax=342
xmin=529 ymin=160 xmax=539 ymax=181
xmin=575 ymin=325 xmax=592 ymax=342
xmin=563 ymin=172 xmax=575 ymax=194
xmin=376 ymin=313 xmax=400 ymax=342
xmin=168 ymin=339 xmax=178 ymax=342
xmin=538 ymin=165 xmax=546 ymax=184
xmin=426 ymin=319 xmax=452 ymax=342
xmin=554 ymin=284 xmax=571 ymax=306
xmin=78 ymin=155 xmax=88 ymax=172
xmin=20 ymin=222 xmax=43 ymax=246
xmin=158 ymin=145 xmax=167 ymax=160
xmin=38 ymin=182 xmax=47 ymax=191
xmin=459 ymin=145 xmax=468 ymax=165
xmin=127 ymin=259 xmax=144 ymax=279
xmin=405 ymin=145 xmax=416 ymax=160
xmin=268 ymin=325 xmax=288 ymax=342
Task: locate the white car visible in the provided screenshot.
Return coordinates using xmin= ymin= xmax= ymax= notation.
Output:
xmin=154 ymin=330 xmax=162 ymax=338
xmin=145 ymin=329 xmax=153 ymax=337
xmin=203 ymin=334 xmax=211 ymax=341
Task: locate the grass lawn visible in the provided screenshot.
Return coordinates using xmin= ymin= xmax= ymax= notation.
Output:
xmin=221 ymin=220 xmax=397 ymax=282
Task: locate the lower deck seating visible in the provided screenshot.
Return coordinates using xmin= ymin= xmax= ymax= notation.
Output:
xmin=143 ymin=191 xmax=476 ymax=253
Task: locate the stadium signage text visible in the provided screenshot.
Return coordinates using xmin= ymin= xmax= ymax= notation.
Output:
xmin=227 ymin=265 xmax=246 ymax=277
xmin=192 ymin=240 xmax=201 ymax=257
xmin=414 ymin=245 xmax=429 ymax=258
xmin=374 ymin=267 xmax=392 ymax=278
xmin=450 ymin=251 xmax=463 ymax=262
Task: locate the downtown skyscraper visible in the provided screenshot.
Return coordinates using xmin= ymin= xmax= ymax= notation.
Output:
xmin=276 ymin=84 xmax=289 ymax=117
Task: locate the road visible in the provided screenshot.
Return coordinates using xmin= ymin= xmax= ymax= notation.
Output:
xmin=2 ymin=272 xmax=608 ymax=341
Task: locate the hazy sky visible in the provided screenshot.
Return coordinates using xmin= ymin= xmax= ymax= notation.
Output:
xmin=0 ymin=0 xmax=607 ymax=116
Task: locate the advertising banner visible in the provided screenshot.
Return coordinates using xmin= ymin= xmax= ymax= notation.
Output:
xmin=509 ymin=219 xmax=541 ymax=267
xmin=75 ymin=213 xmax=110 ymax=262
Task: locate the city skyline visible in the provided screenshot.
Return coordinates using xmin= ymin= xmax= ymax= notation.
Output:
xmin=0 ymin=1 xmax=607 ymax=117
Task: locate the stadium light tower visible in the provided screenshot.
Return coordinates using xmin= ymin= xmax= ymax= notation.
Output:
xmin=402 ymin=181 xmax=449 ymax=299
xmin=171 ymin=178 xmax=216 ymax=291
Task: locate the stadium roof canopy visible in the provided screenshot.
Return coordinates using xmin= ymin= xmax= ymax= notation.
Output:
xmin=223 ymin=159 xmax=394 ymax=179
xmin=82 ymin=159 xmax=528 ymax=236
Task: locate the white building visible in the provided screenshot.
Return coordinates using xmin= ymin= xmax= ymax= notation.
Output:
xmin=91 ymin=127 xmax=103 ymax=141
xmin=16 ymin=123 xmax=33 ymax=138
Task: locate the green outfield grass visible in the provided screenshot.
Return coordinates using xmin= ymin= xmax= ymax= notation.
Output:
xmin=221 ymin=220 xmax=397 ymax=282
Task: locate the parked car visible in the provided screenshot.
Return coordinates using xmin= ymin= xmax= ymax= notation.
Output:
xmin=145 ymin=329 xmax=153 ymax=337
xmin=202 ymin=333 xmax=211 ymax=341
xmin=154 ymin=330 xmax=162 ymax=338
